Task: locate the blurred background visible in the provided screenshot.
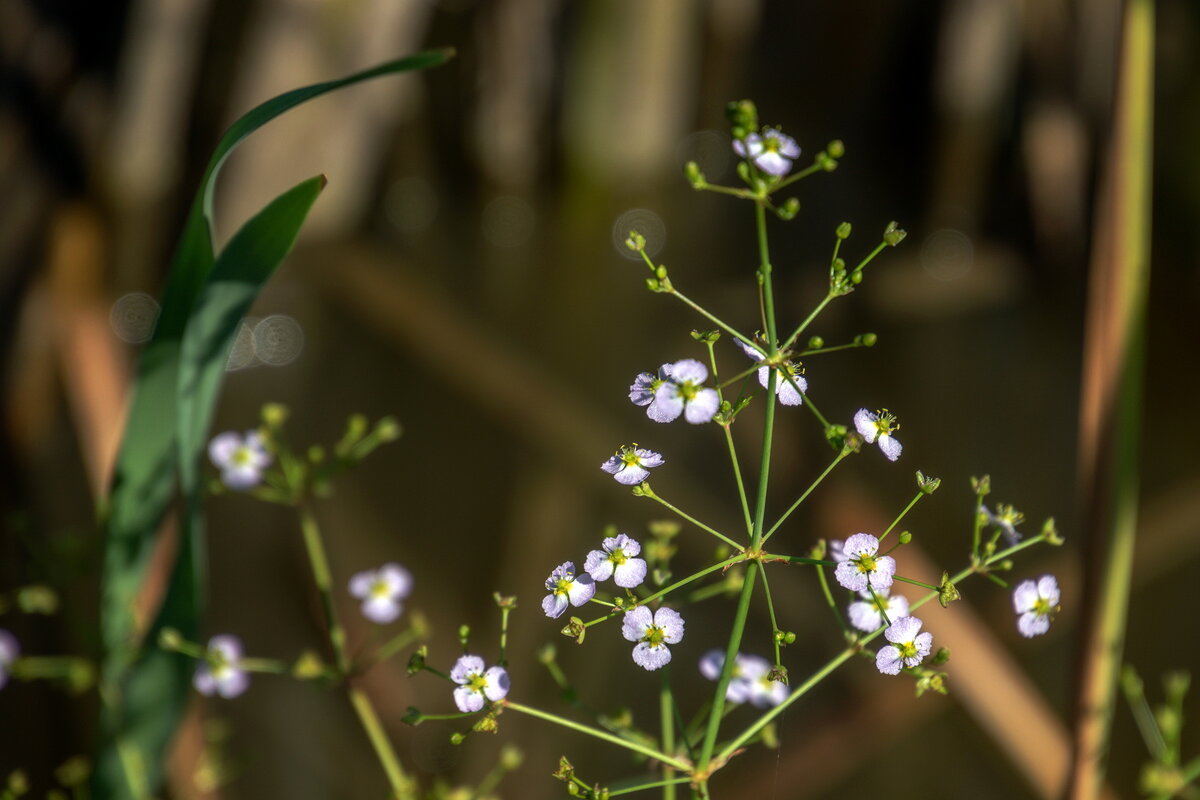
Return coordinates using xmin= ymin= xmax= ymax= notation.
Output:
xmin=1 ymin=0 xmax=1198 ymax=797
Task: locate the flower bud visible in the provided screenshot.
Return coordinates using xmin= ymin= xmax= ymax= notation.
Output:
xmin=1042 ymin=517 xmax=1064 ymax=545
xmin=916 ymin=470 xmax=941 ymax=494
xmin=375 ymin=417 xmax=402 ymax=442
xmin=472 ymin=714 xmax=499 ymax=734
xmin=835 ymin=221 xmax=852 ymax=240
xmin=971 ymin=475 xmax=992 ymax=496
xmin=293 ymin=650 xmax=326 ymax=680
xmin=933 ymin=647 xmax=951 ymax=664
xmin=883 ymin=220 xmax=907 ymax=246
xmin=158 ymin=627 xmax=184 ymax=651
xmin=768 ymin=665 xmax=789 ymax=684
xmin=684 ymin=160 xmax=705 ymax=187
xmin=554 ymin=756 xmax=575 ymax=782
xmin=850 ymin=269 xmax=863 ymax=285
xmin=625 ymin=230 xmax=646 ymax=251
xmin=54 ymin=757 xmax=89 ymax=789
xmin=561 ymin=617 xmax=586 ymax=644
xmin=261 ymin=402 xmax=289 ymax=428
xmin=449 ymin=732 xmax=466 ymax=745
xmin=806 ymin=336 xmax=824 ymax=350
xmin=827 ymin=139 xmax=845 ymax=159
xmin=725 ymin=99 xmax=759 ymax=135
xmin=493 ymin=592 xmax=517 ymax=609
xmin=500 ymin=745 xmax=524 ymax=770
xmin=16 ymin=585 xmax=58 ymax=614
xmin=938 ymin=572 xmax=960 ymax=608
xmin=898 ymin=531 xmax=912 ymax=544
xmin=777 ymin=197 xmax=800 ymax=220
xmin=406 ymin=646 xmax=428 ymax=675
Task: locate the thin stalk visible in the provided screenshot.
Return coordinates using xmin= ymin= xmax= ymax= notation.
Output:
xmin=782 ymin=294 xmax=834 ymax=351
xmin=661 ymin=668 xmax=678 ymax=800
xmin=501 ymin=700 xmax=691 ymax=771
xmin=373 ymin=627 xmax=421 ymax=665
xmin=771 ymin=161 xmax=825 ymax=192
xmin=298 ymin=505 xmax=349 ymax=674
xmin=815 ymin=564 xmax=849 ymax=634
xmin=881 ymin=491 xmax=924 ymax=541
xmin=642 ymin=490 xmax=742 ymax=549
xmin=610 ymin=778 xmax=694 ymax=798
xmin=755 ymin=203 xmax=778 ymax=344
xmin=799 ymin=391 xmax=831 ymax=430
xmin=762 ymin=448 xmax=850 ymax=545
xmin=498 ymin=604 xmax=511 ymax=667
xmin=722 ymin=427 xmax=753 ymax=535
xmin=348 ymin=686 xmax=414 ymax=798
xmin=758 ymin=567 xmax=782 ymax=665
xmin=891 ymin=575 xmax=940 ymax=591
xmin=668 ymin=288 xmax=758 ymax=351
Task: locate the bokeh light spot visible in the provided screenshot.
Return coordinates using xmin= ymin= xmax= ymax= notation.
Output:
xmin=920 ymin=228 xmax=974 ymax=282
xmin=109 ymin=292 xmax=160 ymax=344
xmin=612 ymin=208 xmax=665 ymax=261
xmin=253 ymin=315 xmax=304 ymax=366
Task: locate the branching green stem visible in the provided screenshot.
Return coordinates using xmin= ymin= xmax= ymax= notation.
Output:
xmin=762 ymin=448 xmax=850 ymax=545
xmin=642 ymin=490 xmax=742 ymax=550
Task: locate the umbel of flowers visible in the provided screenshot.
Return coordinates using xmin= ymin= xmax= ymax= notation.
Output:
xmin=161 ymin=99 xmax=1065 ymax=800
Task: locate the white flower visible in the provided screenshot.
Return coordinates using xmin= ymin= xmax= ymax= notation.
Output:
xmin=984 ymin=503 xmax=1025 ymax=545
xmin=735 ymin=340 xmax=806 ymax=406
xmin=622 ymin=606 xmax=684 ymax=671
xmin=600 ymin=445 xmax=664 ymax=486
xmin=629 ymin=368 xmax=667 ymax=408
xmin=208 ymin=430 xmax=272 ymax=490
xmin=542 ymin=562 xmax=596 ymax=618
xmin=733 ymin=129 xmax=801 ymax=177
xmin=853 ymin=408 xmax=902 ymax=461
xmin=848 ymin=587 xmax=910 ymax=633
xmin=648 ymin=360 xmax=720 ymax=424
xmin=584 ymin=534 xmax=648 ymax=588
xmin=0 ymin=629 xmax=19 ymax=690
xmin=194 ymin=635 xmax=249 ymax=698
xmin=451 ymin=654 xmax=510 ymax=712
xmin=1013 ymin=575 xmax=1060 ymax=638
xmin=834 ymin=533 xmax=896 ymax=593
xmin=348 ymin=563 xmax=413 ymax=624
xmin=699 ymin=650 xmax=786 ymax=707
xmin=875 ymin=616 xmax=933 ymax=675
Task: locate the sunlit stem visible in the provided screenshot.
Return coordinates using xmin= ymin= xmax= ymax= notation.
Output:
xmin=498 ymin=605 xmax=511 ymax=667
xmin=610 ymin=778 xmax=695 ymax=798
xmin=373 ymin=626 xmax=422 ymax=665
xmin=892 ymin=575 xmax=940 ymax=592
xmin=881 ymin=491 xmax=925 ymax=543
xmin=298 ymin=504 xmax=413 ymax=798
xmin=798 ymin=341 xmax=866 ymax=357
xmin=782 ymin=293 xmax=834 ymax=352
xmin=761 ymin=447 xmax=851 ymax=545
xmin=717 ymin=537 xmax=1045 ymax=765
xmin=501 ymin=700 xmax=691 ymax=771
xmin=971 ymin=491 xmax=986 ymax=562
xmin=696 ymin=182 xmax=756 ymax=201
xmin=238 ymin=657 xmax=289 ymax=674
xmin=770 ymin=161 xmax=824 ymax=192
xmin=640 ymin=489 xmax=742 ymax=550
xmin=799 ymin=391 xmax=832 ymax=430
xmin=1120 ymin=666 xmax=1167 ymax=762
xmin=815 ymin=564 xmax=849 ymax=634
xmin=716 ymin=364 xmax=762 ymax=391
xmin=661 ymin=668 xmax=678 ymax=800
xmin=706 ymin=339 xmax=753 ymax=535
xmin=759 ymin=568 xmax=783 ymax=666
xmin=755 ymin=203 xmax=778 ymax=345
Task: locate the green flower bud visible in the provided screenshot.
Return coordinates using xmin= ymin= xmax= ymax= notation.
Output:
xmin=855 ymin=332 xmax=877 ymax=347
xmin=883 ymin=220 xmax=907 ymax=246
xmin=684 ymin=160 xmax=705 ymax=187
xmin=806 ymin=336 xmax=824 ymax=350
xmin=500 ymin=744 xmax=524 ymax=770
xmin=971 ymin=475 xmax=992 ymax=496
xmin=554 ymin=756 xmax=575 ymax=782
xmin=898 ymin=531 xmax=912 ymax=544
xmin=938 ymin=572 xmax=961 ymax=608
xmin=777 ymin=197 xmax=800 ymax=220
xmin=261 ymin=403 xmax=289 ymax=428
xmin=158 ymin=627 xmax=184 ymax=651
xmin=655 ymin=264 xmax=668 ymax=280
xmin=472 ymin=714 xmax=499 ymax=734
xmin=725 ymin=99 xmax=759 ymax=134
xmin=827 ymin=139 xmax=845 ymax=158
xmin=1164 ymin=671 xmax=1190 ymax=705
xmin=915 ymin=470 xmax=941 ymax=494
xmin=537 ymin=643 xmax=556 ymax=664
xmin=401 ymin=706 xmax=424 ymax=726
xmin=645 ymin=277 xmax=660 ymax=292
xmin=625 ymin=230 xmax=646 ymax=251
xmin=836 ymin=221 xmax=852 ymax=240
xmin=16 ymin=585 xmax=58 ymax=615
xmin=406 ymin=646 xmax=428 ymax=675
xmin=450 ymin=732 xmax=466 ymax=745
xmin=493 ymin=592 xmax=517 ymax=609
xmin=736 ymin=161 xmax=751 ymax=183
xmin=768 ymin=665 xmax=789 ymax=684
xmin=850 ymin=269 xmax=863 ymax=285
xmin=648 ymin=520 xmax=681 ymax=539
xmin=293 ymin=650 xmax=326 ymax=680
xmin=933 ymin=647 xmax=951 ymax=664
xmin=375 ymin=417 xmax=402 ymax=442
xmin=458 ymin=625 xmax=470 ymax=647
xmin=561 ymin=617 xmax=586 ymax=645
xmin=1042 ymin=517 xmax=1064 ymax=545
xmin=66 ymin=660 xmax=95 ymax=694
xmin=54 ymin=757 xmax=89 ymax=789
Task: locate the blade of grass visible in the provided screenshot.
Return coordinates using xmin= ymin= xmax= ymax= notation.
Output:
xmin=1067 ymin=2 xmax=1154 ymax=797
xmin=93 ymin=50 xmax=453 ymax=800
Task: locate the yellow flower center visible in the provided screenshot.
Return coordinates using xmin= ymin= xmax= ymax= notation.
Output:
xmin=854 ymin=554 xmax=878 ymax=574
xmin=643 ymin=625 xmax=666 ymax=647
xmin=232 ymin=446 xmax=253 ymax=466
xmin=468 ymin=673 xmax=489 ymax=693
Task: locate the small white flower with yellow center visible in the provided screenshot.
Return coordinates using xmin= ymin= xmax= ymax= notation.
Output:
xmin=848 ymin=586 xmax=909 ymax=633
xmin=622 ymin=606 xmax=684 ymax=671
xmin=649 ymin=360 xmax=720 ymax=424
xmin=208 ymin=430 xmax=272 ymax=490
xmin=0 ymin=629 xmax=19 ymax=690
xmin=733 ymin=129 xmax=801 ymax=177
xmin=541 ymin=562 xmax=595 ymax=618
xmin=584 ymin=533 xmax=648 ymax=588
xmin=985 ymin=503 xmax=1025 ymax=545
xmin=853 ymin=408 xmax=902 ymax=461
xmin=699 ymin=650 xmax=786 ymax=707
xmin=450 ymin=655 xmax=509 ymax=712
xmin=1013 ymin=575 xmax=1060 ymax=638
xmin=735 ymin=339 xmax=807 ymax=406
xmin=348 ymin=563 xmax=413 ymax=624
xmin=194 ymin=635 xmax=249 ymax=698
xmin=875 ymin=616 xmax=933 ymax=675
xmin=600 ymin=445 xmax=664 ymax=486
xmin=834 ymin=533 xmax=896 ymax=593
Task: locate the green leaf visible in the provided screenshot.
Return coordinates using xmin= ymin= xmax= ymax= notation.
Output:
xmin=93 ymin=50 xmax=452 ymax=799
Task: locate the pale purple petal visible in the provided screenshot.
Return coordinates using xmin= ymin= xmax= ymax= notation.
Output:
xmin=566 ymin=573 xmax=595 ymax=606
xmin=667 ymin=359 xmax=708 ymax=385
xmin=885 ymin=616 xmax=923 ymax=644
xmin=613 ymin=558 xmax=647 ymax=588
xmin=379 ymin=564 xmax=413 ymax=598
xmin=614 ymin=464 xmax=649 ymax=485
xmin=734 ymin=133 xmax=763 ymax=158
xmin=684 ymin=388 xmax=720 ymax=424
xmin=1012 ymin=580 xmax=1039 ymax=614
xmin=888 ymin=595 xmax=910 ymax=619
xmin=221 ymin=464 xmax=263 ymax=490
xmin=601 ymin=455 xmax=623 ymax=475
xmin=633 ymin=450 xmax=664 ymax=469
xmin=776 ymin=372 xmax=807 ymax=406
xmin=0 ymin=630 xmax=19 ymax=665
xmin=209 ymin=636 xmax=243 ymax=662
xmin=848 ymin=601 xmax=883 ymax=632
xmin=853 ymin=409 xmax=877 ymax=442
xmin=875 ymin=645 xmax=903 ymax=675
xmin=1037 ymin=575 xmax=1060 ymax=606
xmin=632 ymin=642 xmax=672 ymax=671
xmin=877 ymin=434 xmax=902 ymax=461
xmin=622 ymin=607 xmax=652 ymax=641
xmin=215 ymin=668 xmax=249 ymax=698
xmin=843 ymin=533 xmax=879 ymax=559
xmin=208 ymin=432 xmax=242 ymax=468
xmin=911 ymin=632 xmax=934 ymax=664
xmin=834 ymin=561 xmax=867 ymax=593
xmin=765 ymin=130 xmax=801 ymax=158
xmin=1018 ymin=612 xmax=1051 ymax=638
xmin=869 ymin=556 xmax=896 ymax=592
xmin=753 ymin=151 xmax=791 ymax=177
xmin=362 ymin=595 xmax=401 ymax=623
xmin=654 ymin=607 xmax=685 ymax=643
xmin=648 ymin=386 xmax=683 ymax=423
xmin=451 ymin=655 xmax=485 ymax=685
xmin=483 ymin=666 xmax=510 ymax=701
xmin=607 ymin=534 xmax=641 ymax=557
xmin=737 ymin=339 xmax=765 ymax=361
xmin=348 ymin=570 xmax=374 ymax=599
xmin=584 ymin=550 xmax=613 ymax=582
xmin=629 ymin=372 xmax=657 ymax=406
xmin=194 ymin=669 xmax=216 ymax=695
xmin=542 ymin=593 xmax=568 ymax=619
xmin=699 ymin=650 xmax=724 ymax=681
xmin=454 ymin=685 xmax=484 ymax=712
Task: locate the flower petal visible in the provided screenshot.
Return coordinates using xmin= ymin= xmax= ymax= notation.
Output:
xmin=654 ymin=607 xmax=685 ymax=643
xmin=1012 ymin=580 xmax=1039 ymax=614
xmin=208 ymin=432 xmax=242 ymax=468
xmin=362 ymin=595 xmax=401 ymax=624
xmin=1018 ymin=611 xmax=1051 ymax=638
xmin=667 ymin=359 xmax=708 ymax=385
xmin=484 ymin=666 xmax=510 ymax=701
xmin=451 ymin=655 xmax=485 ymax=685
xmin=613 ymin=558 xmax=648 ymax=589
xmin=454 ymin=685 xmax=484 ymax=713
xmin=877 ymin=434 xmax=902 ymax=461
xmin=647 ymin=386 xmax=683 ymax=423
xmin=1037 ymin=575 xmax=1060 ymax=606
xmin=542 ymin=592 xmax=568 ymax=619
xmin=684 ymin=388 xmax=720 ymax=424
xmin=566 ymin=573 xmax=596 ymax=606
xmin=622 ymin=607 xmax=652 ymax=642
xmin=632 ymin=642 xmax=672 ymax=671
xmin=853 ymin=409 xmax=877 ymax=442
xmin=875 ymin=645 xmax=903 ymax=675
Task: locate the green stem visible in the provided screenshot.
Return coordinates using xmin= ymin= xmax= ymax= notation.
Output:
xmin=722 ymin=426 xmax=753 ymax=535
xmin=373 ymin=627 xmax=421 ymax=665
xmin=797 ymin=341 xmax=865 ymax=357
xmin=761 ymin=448 xmax=850 ymax=545
xmin=696 ymin=182 xmax=757 ymax=201
xmin=891 ymin=575 xmax=940 ymax=591
xmin=348 ymin=685 xmax=414 ymax=798
xmin=502 ymin=700 xmax=691 ymax=771
xmin=799 ymin=392 xmax=832 ymax=430
xmin=667 ymin=288 xmax=758 ymax=351
xmin=782 ymin=294 xmax=834 ymax=351
xmin=759 ymin=567 xmax=782 ymax=666
xmin=610 ymin=778 xmax=695 ymax=798
xmin=498 ymin=605 xmax=511 ymax=667
xmin=971 ymin=491 xmax=986 ymax=562
xmin=642 ymin=490 xmax=742 ymax=549
xmin=298 ymin=504 xmax=349 ymax=675
xmin=815 ymin=563 xmax=850 ymax=634
xmin=661 ymin=668 xmax=677 ymax=800
xmin=755 ymin=203 xmax=778 ymax=345
xmin=770 ymin=161 xmax=824 ymax=192
xmin=881 ymin=491 xmax=924 ymax=542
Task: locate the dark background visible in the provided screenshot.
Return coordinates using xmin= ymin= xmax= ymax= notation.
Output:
xmin=1 ymin=0 xmax=1198 ymax=797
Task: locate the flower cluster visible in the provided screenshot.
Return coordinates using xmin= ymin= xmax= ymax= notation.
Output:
xmin=1012 ymin=575 xmax=1060 ymax=638
xmin=349 ymin=563 xmax=413 ymax=624
xmin=629 ymin=359 xmax=719 ymax=424
xmin=699 ymin=650 xmax=787 ymax=707
xmin=194 ymin=635 xmax=249 ymax=698
xmin=208 ymin=430 xmax=272 ymax=489
xmin=451 ymin=654 xmax=510 ymax=712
